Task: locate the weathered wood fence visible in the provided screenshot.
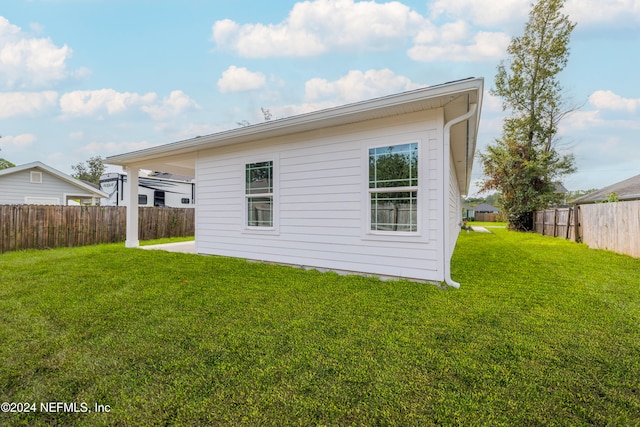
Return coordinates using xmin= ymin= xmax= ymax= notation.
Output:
xmin=0 ymin=205 xmax=194 ymax=254
xmin=533 ymin=207 xmax=578 ymax=241
xmin=535 ymin=200 xmax=640 ymax=258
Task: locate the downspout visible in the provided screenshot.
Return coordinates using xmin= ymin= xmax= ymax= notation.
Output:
xmin=442 ymin=102 xmax=478 ymax=289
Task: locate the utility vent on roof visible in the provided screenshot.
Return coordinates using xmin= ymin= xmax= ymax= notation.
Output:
xmin=30 ymin=171 xmax=42 ymax=183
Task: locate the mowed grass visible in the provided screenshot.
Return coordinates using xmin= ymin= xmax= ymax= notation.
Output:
xmin=0 ymin=230 xmax=639 ymax=426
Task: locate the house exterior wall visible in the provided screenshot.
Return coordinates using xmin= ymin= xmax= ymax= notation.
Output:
xmin=0 ymin=168 xmax=93 ymax=205
xmin=448 ymin=153 xmax=462 ymax=259
xmin=195 ymin=110 xmax=448 ymax=282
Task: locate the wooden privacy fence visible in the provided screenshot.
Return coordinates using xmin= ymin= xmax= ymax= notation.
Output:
xmin=578 ymin=201 xmax=640 ymax=258
xmin=0 ymin=205 xmax=194 ymax=254
xmin=533 ymin=207 xmax=578 ymax=241
xmin=535 ymin=200 xmax=640 ymax=258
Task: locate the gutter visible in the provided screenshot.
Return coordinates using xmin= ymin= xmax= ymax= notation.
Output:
xmin=442 ymin=102 xmax=478 ymax=289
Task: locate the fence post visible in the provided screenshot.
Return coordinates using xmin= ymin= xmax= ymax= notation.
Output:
xmin=575 ymin=205 xmax=581 ymax=242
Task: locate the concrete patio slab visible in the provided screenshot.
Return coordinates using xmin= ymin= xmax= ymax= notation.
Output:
xmin=139 ymin=241 xmax=196 ymax=254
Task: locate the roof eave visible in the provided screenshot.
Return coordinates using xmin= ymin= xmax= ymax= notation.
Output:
xmin=107 ymin=77 xmax=484 ymax=167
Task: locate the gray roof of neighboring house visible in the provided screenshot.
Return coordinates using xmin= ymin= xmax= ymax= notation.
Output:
xmin=554 ymin=182 xmax=568 ymax=193
xmin=573 ymin=173 xmax=640 ymax=204
xmin=474 ymin=203 xmax=500 ymax=213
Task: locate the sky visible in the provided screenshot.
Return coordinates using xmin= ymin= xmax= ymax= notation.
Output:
xmin=1 ymin=0 xmax=639 ymax=196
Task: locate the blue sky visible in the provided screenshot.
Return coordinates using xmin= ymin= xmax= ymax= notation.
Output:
xmin=1 ymin=0 xmax=639 ymax=196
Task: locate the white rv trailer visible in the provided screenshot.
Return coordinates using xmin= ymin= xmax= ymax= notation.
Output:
xmin=100 ymin=173 xmax=195 ymax=208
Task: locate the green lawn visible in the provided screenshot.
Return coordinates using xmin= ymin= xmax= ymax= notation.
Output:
xmin=1 ymin=230 xmax=639 ymax=426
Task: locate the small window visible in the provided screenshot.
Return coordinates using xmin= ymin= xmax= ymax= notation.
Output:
xmin=154 ymin=191 xmax=165 ymax=207
xmin=30 ymin=171 xmax=42 ymax=184
xmin=138 ymin=195 xmax=148 ymax=205
xmin=369 ymin=142 xmax=418 ymax=232
xmin=246 ymin=161 xmax=273 ymax=227
xmin=181 ymin=198 xmax=190 ymax=204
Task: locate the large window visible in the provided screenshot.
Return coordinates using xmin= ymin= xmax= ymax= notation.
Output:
xmin=245 ymin=161 xmax=273 ymax=227
xmin=369 ymin=142 xmax=418 ymax=232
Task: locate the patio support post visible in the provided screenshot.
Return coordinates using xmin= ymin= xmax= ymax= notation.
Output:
xmin=124 ymin=166 xmax=140 ymax=248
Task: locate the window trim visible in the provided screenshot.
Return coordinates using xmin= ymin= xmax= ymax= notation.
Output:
xmin=243 ymin=157 xmax=279 ymax=234
xmin=363 ymin=140 xmax=423 ymax=239
xmin=30 ymin=171 xmax=43 ymax=184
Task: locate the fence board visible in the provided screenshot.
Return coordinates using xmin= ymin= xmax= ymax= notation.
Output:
xmin=579 ymin=201 xmax=640 ymax=258
xmin=535 ymin=201 xmax=640 ymax=258
xmin=0 ymin=205 xmax=194 ymax=254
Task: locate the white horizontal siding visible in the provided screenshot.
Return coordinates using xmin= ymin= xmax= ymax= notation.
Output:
xmin=195 ymin=110 xmax=445 ymax=282
xmin=0 ymin=169 xmax=92 ymax=205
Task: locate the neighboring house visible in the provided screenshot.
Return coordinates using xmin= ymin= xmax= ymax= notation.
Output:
xmin=0 ymin=161 xmax=107 ymax=205
xmin=473 ymin=203 xmax=500 ymax=214
xmin=100 ymin=172 xmax=195 ymax=208
xmin=107 ymin=78 xmax=484 ymax=287
xmin=471 ymin=203 xmax=501 ymax=222
xmin=553 ymin=182 xmax=569 ymax=206
xmin=462 ymin=204 xmax=475 ymax=221
xmin=572 ymin=173 xmax=640 ymax=204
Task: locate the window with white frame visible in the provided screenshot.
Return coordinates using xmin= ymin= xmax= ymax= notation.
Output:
xmin=369 ymin=142 xmax=418 ymax=232
xmin=245 ymin=161 xmax=273 ymax=227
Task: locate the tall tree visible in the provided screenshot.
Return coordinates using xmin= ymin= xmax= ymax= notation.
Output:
xmin=479 ymin=0 xmax=577 ymax=231
xmin=71 ymin=156 xmax=105 ymax=185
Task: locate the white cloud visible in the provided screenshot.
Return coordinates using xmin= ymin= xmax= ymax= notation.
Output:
xmin=211 ymin=0 xmax=425 ymax=57
xmin=211 ymin=0 xmax=511 ymax=62
xmin=589 ymin=90 xmax=640 ymax=113
xmin=409 ymin=24 xmax=511 ymax=62
xmin=558 ymin=109 xmax=601 ymax=132
xmin=565 ymin=0 xmax=640 ymax=26
xmin=0 ymin=16 xmax=80 ymax=89
xmin=429 ymin=0 xmax=640 ymax=28
xmin=0 ymin=133 xmax=37 ymax=148
xmin=264 ymin=69 xmax=425 ymax=119
xmin=217 ymin=66 xmax=267 ymax=93
xmin=305 ymin=69 xmax=424 ymax=103
xmin=0 ymin=91 xmax=58 ymax=118
xmin=141 ymin=90 xmax=200 ymax=121
xmin=429 ymin=0 xmax=527 ymax=27
xmin=59 ymin=89 xmax=157 ymax=117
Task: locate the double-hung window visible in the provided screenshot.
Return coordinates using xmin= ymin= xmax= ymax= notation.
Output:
xmin=369 ymin=142 xmax=418 ymax=233
xmin=245 ymin=161 xmax=273 ymax=228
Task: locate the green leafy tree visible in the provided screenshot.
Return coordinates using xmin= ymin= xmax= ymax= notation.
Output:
xmin=0 ymin=144 xmax=16 ymax=170
xmin=479 ymin=0 xmax=577 ymax=231
xmin=71 ymin=156 xmax=105 ymax=185
xmin=0 ymin=157 xmax=15 ymax=170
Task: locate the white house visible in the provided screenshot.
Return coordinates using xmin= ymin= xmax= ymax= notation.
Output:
xmin=0 ymin=161 xmax=107 ymax=205
xmin=106 ymin=78 xmax=483 ymax=287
